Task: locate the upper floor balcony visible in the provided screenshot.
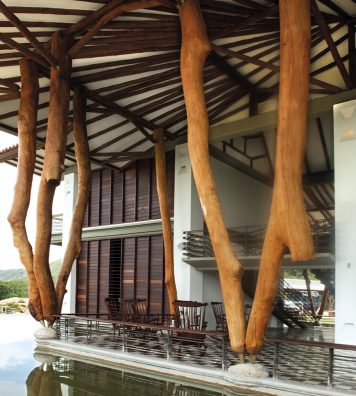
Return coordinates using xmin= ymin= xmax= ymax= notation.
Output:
xmin=182 ymin=219 xmax=335 ymax=271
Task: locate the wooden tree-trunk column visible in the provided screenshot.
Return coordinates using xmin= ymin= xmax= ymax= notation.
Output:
xmin=179 ymin=0 xmax=246 ymax=355
xmin=246 ymin=0 xmax=314 ymax=357
xmin=153 ymin=128 xmax=177 ymax=315
xmin=56 ymin=86 xmax=91 ymax=313
xmin=34 ymin=31 xmax=72 ymax=323
xmin=7 ymin=58 xmax=43 ymax=321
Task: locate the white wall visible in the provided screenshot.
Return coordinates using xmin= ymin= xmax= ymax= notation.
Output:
xmin=211 ymin=156 xmax=272 ymax=227
xmin=62 ymin=170 xmax=78 ymax=313
xmin=174 ymin=143 xmax=273 ymax=329
xmin=334 ymin=99 xmax=356 ymax=345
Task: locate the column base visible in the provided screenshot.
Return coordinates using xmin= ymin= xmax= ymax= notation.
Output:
xmin=228 ymin=363 xmax=269 ymax=378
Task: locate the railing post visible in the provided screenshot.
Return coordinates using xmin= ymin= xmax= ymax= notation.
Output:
xmin=122 ymin=326 xmax=126 ymax=353
xmin=221 ymin=335 xmax=227 ymax=371
xmin=272 ymin=342 xmax=279 ymax=379
xmin=327 ymin=347 xmax=334 ymax=388
xmin=167 ymin=330 xmax=172 ymax=361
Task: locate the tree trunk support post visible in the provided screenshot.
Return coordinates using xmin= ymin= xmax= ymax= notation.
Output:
xmin=154 ymin=128 xmax=177 ymax=315
xmin=179 ymin=0 xmax=246 ymax=356
xmin=56 ymin=85 xmax=91 ymax=313
xmin=246 ymin=0 xmax=314 ymax=357
xmin=8 ymin=58 xmax=43 ymax=321
xmin=33 ymin=31 xmax=72 ymax=323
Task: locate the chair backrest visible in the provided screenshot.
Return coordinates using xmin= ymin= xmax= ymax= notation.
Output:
xmin=211 ymin=301 xmax=227 ymax=331
xmin=120 ymin=298 xmax=148 ymax=322
xmin=105 ymin=297 xmax=121 ymax=321
xmin=173 ymin=300 xmax=208 ymax=331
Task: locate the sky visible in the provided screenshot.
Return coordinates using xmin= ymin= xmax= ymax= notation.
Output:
xmin=0 ymin=132 xmax=63 ymax=270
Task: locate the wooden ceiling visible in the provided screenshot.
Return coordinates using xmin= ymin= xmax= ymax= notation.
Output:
xmin=0 ymin=0 xmax=355 ymax=221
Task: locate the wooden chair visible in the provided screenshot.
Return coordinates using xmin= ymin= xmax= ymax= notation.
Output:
xmin=105 ymin=297 xmax=121 ymax=336
xmin=211 ymin=301 xmax=252 ymax=332
xmin=173 ymin=300 xmax=208 ymax=349
xmin=211 ymin=301 xmax=227 ymax=332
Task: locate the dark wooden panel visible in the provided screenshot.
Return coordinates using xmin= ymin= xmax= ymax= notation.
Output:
xmin=88 ymin=240 xmax=99 ymax=313
xmin=98 ymin=240 xmax=110 ymax=314
xmin=85 ymin=151 xmax=174 ymax=227
xmin=76 ymin=241 xmax=88 ymax=314
xmin=135 ymin=236 xmax=150 ymax=301
xmin=122 ymin=237 xmax=136 ymax=299
xmin=149 ymin=235 xmax=165 ymax=315
xmin=89 ymin=171 xmax=101 ymax=227
xmin=112 ymin=171 xmax=124 ymax=224
xmin=100 ymin=169 xmax=112 ymax=225
xmin=124 ymin=166 xmax=137 ymax=223
xmin=136 ymin=159 xmax=151 ymax=221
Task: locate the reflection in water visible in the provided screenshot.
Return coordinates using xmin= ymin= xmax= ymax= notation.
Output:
xmin=26 ymin=354 xmax=257 ymax=396
xmin=26 ymin=363 xmax=62 ymax=396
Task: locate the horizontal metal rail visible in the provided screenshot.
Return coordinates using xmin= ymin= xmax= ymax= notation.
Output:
xmin=183 ymin=219 xmax=334 ymax=259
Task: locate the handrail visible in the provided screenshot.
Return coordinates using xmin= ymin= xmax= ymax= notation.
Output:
xmin=183 ymin=219 xmax=334 ymax=259
xmin=265 ymin=335 xmax=356 ymax=352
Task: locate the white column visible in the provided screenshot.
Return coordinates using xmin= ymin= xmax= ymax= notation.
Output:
xmin=334 ymin=99 xmax=356 ymax=345
xmin=61 ymin=169 xmax=78 ymax=313
xmin=174 ymin=143 xmax=204 ymax=301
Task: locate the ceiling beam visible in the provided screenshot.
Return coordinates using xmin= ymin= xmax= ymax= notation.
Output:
xmin=68 ymin=0 xmax=172 ymax=57
xmin=0 ymin=0 xmax=57 ymax=67
xmin=311 ymin=0 xmax=352 ymax=90
xmin=209 ymin=51 xmax=258 ymax=94
xmin=209 ymin=87 xmax=356 ymax=141
xmin=0 ymin=31 xmax=49 ymax=68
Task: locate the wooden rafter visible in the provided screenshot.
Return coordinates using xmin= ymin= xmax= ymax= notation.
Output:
xmin=311 ymin=0 xmax=352 ymax=90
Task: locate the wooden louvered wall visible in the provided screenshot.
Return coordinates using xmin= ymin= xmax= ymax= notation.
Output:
xmin=76 ymin=152 xmax=174 ymax=315
xmin=76 ymin=236 xmax=170 ymax=315
xmin=83 ymin=152 xmax=175 ymax=227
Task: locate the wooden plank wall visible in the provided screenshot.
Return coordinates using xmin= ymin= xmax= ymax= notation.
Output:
xmin=76 ymin=152 xmax=174 ymax=315
xmin=83 ymin=151 xmax=174 ymax=227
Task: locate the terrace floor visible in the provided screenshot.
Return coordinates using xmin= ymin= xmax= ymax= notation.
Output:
xmin=53 ymin=317 xmax=356 ymax=395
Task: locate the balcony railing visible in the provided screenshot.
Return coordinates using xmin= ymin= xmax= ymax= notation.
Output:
xmin=182 ymin=219 xmax=334 ymax=259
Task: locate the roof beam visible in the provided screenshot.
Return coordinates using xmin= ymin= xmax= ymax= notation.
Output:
xmin=0 ymin=31 xmax=49 ymax=68
xmin=209 ymin=87 xmax=356 ymax=141
xmin=68 ymin=0 xmax=172 ymax=57
xmin=0 ymin=0 xmax=57 ymax=67
xmin=209 ymin=51 xmax=258 ymax=94
xmin=311 ymin=0 xmax=352 ymax=90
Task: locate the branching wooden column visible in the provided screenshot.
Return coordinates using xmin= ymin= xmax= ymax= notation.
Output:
xmin=34 ymin=31 xmax=72 ymax=323
xmin=8 ymin=58 xmax=43 ymax=320
xmin=43 ymin=31 xmax=72 ymax=185
xmin=154 ymin=128 xmax=177 ymax=315
xmin=246 ymin=0 xmax=314 ymax=357
xmin=56 ymin=86 xmax=91 ymax=313
xmin=179 ymin=0 xmax=246 ymax=355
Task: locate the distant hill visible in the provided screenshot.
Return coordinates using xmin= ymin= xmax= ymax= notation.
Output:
xmin=0 ymin=268 xmax=26 ymax=282
xmin=0 ymin=259 xmax=62 ymax=282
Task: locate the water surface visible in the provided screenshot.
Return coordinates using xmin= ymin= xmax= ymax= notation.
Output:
xmin=0 ymin=315 xmax=264 ymax=396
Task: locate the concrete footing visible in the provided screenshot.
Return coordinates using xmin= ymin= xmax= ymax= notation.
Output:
xmin=34 ymin=327 xmax=57 ymax=340
xmin=228 ymin=363 xmax=269 ymax=379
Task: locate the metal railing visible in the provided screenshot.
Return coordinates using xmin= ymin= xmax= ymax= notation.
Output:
xmin=53 ymin=314 xmax=356 ymax=393
xmin=183 ymin=219 xmax=334 ymax=259
xmin=55 ymin=314 xmax=229 ymax=371
xmin=265 ymin=336 xmax=356 ymax=390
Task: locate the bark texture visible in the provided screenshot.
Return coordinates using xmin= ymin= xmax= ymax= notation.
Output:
xmin=34 ymin=31 xmax=72 ymax=322
xmin=179 ymin=0 xmax=246 ymax=354
xmin=56 ymin=86 xmax=91 ymax=313
xmin=154 ymin=128 xmax=177 ymax=315
xmin=246 ymin=0 xmax=314 ymax=356
xmin=43 ymin=31 xmax=72 ymax=184
xmin=7 ymin=58 xmax=42 ymax=320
